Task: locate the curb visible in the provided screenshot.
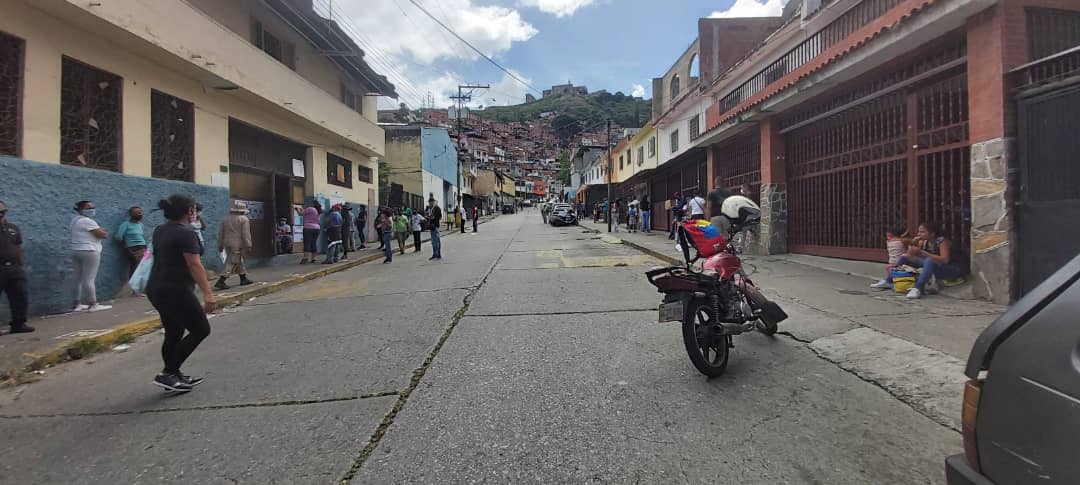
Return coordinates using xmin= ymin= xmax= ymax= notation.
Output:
xmin=577 ymin=223 xmax=682 ymax=266
xmin=15 ymin=217 xmax=499 ymax=379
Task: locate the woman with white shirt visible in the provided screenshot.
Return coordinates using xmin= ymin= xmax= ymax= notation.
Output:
xmin=70 ymin=200 xmax=111 ymax=312
xmin=410 ymin=208 xmax=425 ymax=253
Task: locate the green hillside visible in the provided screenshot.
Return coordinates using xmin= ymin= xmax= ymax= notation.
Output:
xmin=478 ymin=91 xmax=651 ymax=130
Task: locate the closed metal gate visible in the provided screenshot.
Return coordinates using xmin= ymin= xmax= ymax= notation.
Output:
xmin=1015 ymin=66 xmax=1080 ymax=296
xmin=713 ymin=130 xmax=761 ymax=203
xmin=784 ymin=70 xmax=970 ymax=261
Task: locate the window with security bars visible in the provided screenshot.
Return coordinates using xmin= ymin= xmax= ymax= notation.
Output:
xmin=358 ymin=165 xmax=373 ymax=183
xmin=1027 ymin=8 xmax=1080 ymax=61
xmin=689 ymin=115 xmax=700 ymax=139
xmin=619 ymin=155 xmax=624 ymax=170
xmin=151 ymin=90 xmax=194 ymax=182
xmin=0 ymin=31 xmax=22 ymax=157
xmin=327 ymin=153 xmax=353 ymax=188
xmin=647 ymin=137 xmax=656 ymax=157
xmin=637 ymin=146 xmax=644 ymax=165
xmin=670 ymin=130 xmax=679 ymax=153
xmin=252 ymin=19 xmax=296 ymax=70
xmin=60 ymin=57 xmax=121 ymax=171
xmin=341 ymin=83 xmax=363 ymax=114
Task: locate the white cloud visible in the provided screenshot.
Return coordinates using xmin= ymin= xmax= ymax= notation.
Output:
xmin=518 ymin=0 xmax=599 ymax=17
xmin=330 ymin=0 xmax=537 ymax=65
xmin=631 ymin=83 xmax=646 ymax=98
xmin=384 ymin=69 xmax=531 ymax=110
xmin=708 ymin=0 xmax=786 ymax=18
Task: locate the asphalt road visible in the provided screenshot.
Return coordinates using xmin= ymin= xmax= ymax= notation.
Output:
xmin=0 ymin=211 xmax=959 ymax=484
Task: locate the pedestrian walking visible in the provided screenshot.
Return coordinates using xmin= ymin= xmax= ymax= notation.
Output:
xmin=341 ymin=203 xmax=355 ymax=261
xmin=627 ymin=202 xmax=638 ymax=233
xmin=322 ymin=204 xmax=344 ymax=264
xmin=612 ymin=200 xmax=621 ymax=232
xmin=215 ymin=200 xmax=254 ymax=290
xmin=640 ymin=194 xmax=651 ymax=233
xmin=0 ymin=201 xmax=33 ymax=333
xmin=375 ymin=206 xmax=386 ymax=251
xmin=147 ymin=194 xmax=215 ymax=392
xmin=355 ymin=206 xmax=368 ymax=250
xmin=411 ymin=208 xmax=425 ymax=252
xmin=460 ymin=204 xmax=466 ymax=234
xmin=668 ymin=192 xmax=685 ymax=240
xmin=393 ymin=209 xmax=409 ymax=255
xmin=190 ymin=203 xmax=207 ymax=252
xmin=446 ymin=205 xmax=456 ymax=232
xmin=472 ymin=205 xmax=479 ymax=233
xmin=426 ymin=198 xmax=443 ymax=260
xmin=297 ymin=201 xmax=321 ymax=264
xmin=115 ymin=206 xmax=147 ymax=281
xmin=376 ymin=209 xmax=393 ymax=263
xmin=70 ymin=200 xmax=110 ymax=312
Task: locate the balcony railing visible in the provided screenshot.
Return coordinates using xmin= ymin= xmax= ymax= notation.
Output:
xmin=716 ymin=0 xmax=904 ymax=115
xmin=1012 ymin=45 xmax=1080 ymax=93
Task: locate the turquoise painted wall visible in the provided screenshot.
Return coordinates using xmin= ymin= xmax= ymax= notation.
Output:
xmin=420 ymin=127 xmax=459 ymax=186
xmin=0 ymin=157 xmax=229 ymax=318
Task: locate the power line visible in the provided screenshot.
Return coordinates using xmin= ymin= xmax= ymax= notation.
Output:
xmin=405 ymin=0 xmax=541 ymax=95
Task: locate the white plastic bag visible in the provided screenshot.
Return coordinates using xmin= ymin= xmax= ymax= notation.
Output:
xmin=128 ymin=248 xmax=154 ymax=293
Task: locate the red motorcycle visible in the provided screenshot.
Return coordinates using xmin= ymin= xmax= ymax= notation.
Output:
xmin=646 ymin=204 xmax=787 ymax=377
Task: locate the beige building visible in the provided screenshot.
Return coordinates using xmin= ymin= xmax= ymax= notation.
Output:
xmin=0 ymin=0 xmax=395 ymax=258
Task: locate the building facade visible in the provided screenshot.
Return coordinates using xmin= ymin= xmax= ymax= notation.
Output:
xmin=613 ymin=0 xmax=1080 ymax=304
xmin=0 ymin=0 xmax=395 ymax=315
xmin=383 ymin=126 xmax=460 ymax=212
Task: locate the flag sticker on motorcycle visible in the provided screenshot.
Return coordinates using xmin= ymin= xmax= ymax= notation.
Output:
xmin=658 ymin=300 xmax=685 ymax=323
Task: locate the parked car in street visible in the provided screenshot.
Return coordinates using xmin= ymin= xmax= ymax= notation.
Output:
xmin=501 ymin=204 xmax=516 ymax=214
xmin=945 ymin=254 xmax=1080 ymax=485
xmin=548 ymin=204 xmax=576 ymax=226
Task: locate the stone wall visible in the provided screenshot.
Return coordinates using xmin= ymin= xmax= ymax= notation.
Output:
xmin=0 ymin=157 xmax=229 ymax=318
xmin=969 ymin=138 xmax=1012 ymax=304
xmin=756 ymin=183 xmax=788 ymax=255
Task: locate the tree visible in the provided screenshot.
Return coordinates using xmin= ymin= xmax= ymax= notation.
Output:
xmin=556 ymin=150 xmax=572 ymax=185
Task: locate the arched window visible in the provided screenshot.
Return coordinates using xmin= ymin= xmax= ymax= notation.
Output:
xmin=670 ymin=74 xmax=681 ymax=100
xmin=689 ymin=53 xmax=700 ymax=80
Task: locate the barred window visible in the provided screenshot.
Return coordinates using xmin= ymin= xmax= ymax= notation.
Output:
xmin=326 ymin=153 xmax=353 ymax=188
xmin=689 ymin=115 xmax=700 ymax=139
xmin=151 ymin=90 xmax=194 ymax=182
xmin=358 ymin=165 xmax=373 ymax=183
xmin=647 ymin=137 xmax=656 ymax=157
xmin=670 ymin=130 xmax=679 ymax=153
xmin=0 ymin=31 xmax=23 ymax=157
xmin=60 ymin=57 xmax=121 ymax=171
xmin=637 ymin=146 xmax=644 ymax=165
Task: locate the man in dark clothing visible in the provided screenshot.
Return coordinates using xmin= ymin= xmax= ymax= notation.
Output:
xmin=341 ymin=203 xmax=355 ymax=261
xmin=472 ymin=205 xmax=479 ymax=233
xmin=355 ymin=207 xmax=367 ymax=250
xmin=0 ymin=201 xmax=33 ymax=334
xmin=668 ymin=192 xmax=685 ymax=240
xmin=640 ymin=194 xmax=651 ymax=233
xmin=709 ymin=177 xmax=735 ymax=235
xmin=426 ymin=199 xmax=443 ymax=260
xmin=322 ymin=205 xmax=344 ymax=264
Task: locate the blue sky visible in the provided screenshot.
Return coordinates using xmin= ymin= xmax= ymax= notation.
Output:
xmin=329 ymin=0 xmax=785 ymax=109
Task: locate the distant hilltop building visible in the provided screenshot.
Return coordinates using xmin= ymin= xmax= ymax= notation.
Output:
xmin=525 ymin=93 xmax=537 ymax=103
xmin=543 ymin=82 xmax=588 ymax=98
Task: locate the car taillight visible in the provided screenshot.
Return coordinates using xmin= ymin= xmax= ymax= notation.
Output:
xmin=962 ymin=379 xmax=983 ymax=472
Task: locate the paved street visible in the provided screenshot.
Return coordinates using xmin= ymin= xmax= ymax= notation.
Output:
xmin=0 ymin=211 xmax=961 ymax=484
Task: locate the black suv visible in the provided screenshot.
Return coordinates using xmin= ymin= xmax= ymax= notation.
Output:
xmin=946 ymin=254 xmax=1080 ymax=485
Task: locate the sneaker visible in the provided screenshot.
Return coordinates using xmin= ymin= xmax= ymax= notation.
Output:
xmin=72 ymin=304 xmax=90 ymax=312
xmin=180 ymin=374 xmax=204 ymax=387
xmin=870 ymin=280 xmax=892 ymax=290
xmin=214 ymin=280 xmax=229 ymax=290
xmin=9 ymin=324 xmax=35 ymax=334
xmin=239 ymin=278 xmax=254 ymax=286
xmin=905 ymin=288 xmax=922 ymax=299
xmin=88 ymin=303 xmax=113 ymax=312
xmin=152 ymin=374 xmax=192 ymax=392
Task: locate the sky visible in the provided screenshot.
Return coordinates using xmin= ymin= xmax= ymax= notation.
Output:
xmin=319 ymin=0 xmax=787 ymax=110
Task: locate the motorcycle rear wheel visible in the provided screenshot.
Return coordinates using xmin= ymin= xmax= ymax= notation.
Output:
xmin=681 ymin=300 xmax=730 ymax=377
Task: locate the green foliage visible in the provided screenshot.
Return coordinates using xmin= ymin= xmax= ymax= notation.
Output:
xmin=478 ymin=93 xmax=651 ymax=133
xmin=556 ymin=150 xmax=572 ymax=185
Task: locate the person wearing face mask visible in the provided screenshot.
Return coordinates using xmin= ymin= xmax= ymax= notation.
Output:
xmin=70 ymin=200 xmax=111 ymax=312
xmin=115 ymin=206 xmax=147 ymax=283
xmin=0 ymin=200 xmax=33 ymax=333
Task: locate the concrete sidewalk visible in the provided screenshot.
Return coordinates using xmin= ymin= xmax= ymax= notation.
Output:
xmin=578 ymin=219 xmax=1005 ymax=430
xmin=0 ymin=216 xmax=495 ymax=380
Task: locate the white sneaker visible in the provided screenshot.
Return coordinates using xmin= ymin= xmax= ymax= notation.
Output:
xmin=72 ymin=304 xmax=90 ymax=312
xmin=88 ymin=304 xmax=113 ymax=312
xmin=905 ymin=288 xmax=922 ymax=299
xmin=870 ymin=280 xmax=892 ymax=289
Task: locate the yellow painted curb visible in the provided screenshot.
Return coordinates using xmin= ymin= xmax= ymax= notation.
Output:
xmin=15 ymin=219 xmax=497 ymax=377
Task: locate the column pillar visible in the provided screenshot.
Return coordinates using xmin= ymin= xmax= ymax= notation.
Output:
xmin=966 ymin=3 xmax=1025 ymax=304
xmin=757 ymin=117 xmax=787 ymax=255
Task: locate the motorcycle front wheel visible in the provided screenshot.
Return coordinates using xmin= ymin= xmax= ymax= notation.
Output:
xmin=681 ymin=299 xmax=730 ymax=377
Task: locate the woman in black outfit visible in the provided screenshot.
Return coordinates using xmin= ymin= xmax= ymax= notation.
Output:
xmin=148 ymin=194 xmax=216 ymax=392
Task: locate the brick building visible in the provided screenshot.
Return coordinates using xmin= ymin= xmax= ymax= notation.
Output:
xmin=610 ymin=0 xmax=1080 ymax=304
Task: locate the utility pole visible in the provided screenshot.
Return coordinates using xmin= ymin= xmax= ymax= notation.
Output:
xmin=451 ymin=83 xmax=489 ymax=233
xmin=606 ymin=119 xmax=612 ymax=233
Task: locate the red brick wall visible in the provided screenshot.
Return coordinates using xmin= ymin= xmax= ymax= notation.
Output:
xmin=760 ymin=117 xmax=785 ymax=185
xmin=967 ymin=0 xmax=1080 ymax=142
xmin=698 ymin=18 xmax=786 ymax=83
